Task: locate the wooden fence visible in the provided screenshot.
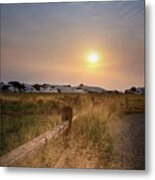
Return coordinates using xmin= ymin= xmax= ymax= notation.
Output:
xmin=0 ymin=106 xmax=76 ymax=167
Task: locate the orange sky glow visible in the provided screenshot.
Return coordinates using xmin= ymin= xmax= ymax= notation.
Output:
xmin=1 ymin=1 xmax=144 ymax=90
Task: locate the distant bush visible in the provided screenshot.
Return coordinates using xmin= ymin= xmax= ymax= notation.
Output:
xmin=8 ymin=81 xmax=25 ymax=91
xmin=130 ymin=87 xmax=137 ymax=92
xmin=33 ymin=84 xmax=41 ymax=91
xmin=1 ymin=85 xmax=10 ymax=91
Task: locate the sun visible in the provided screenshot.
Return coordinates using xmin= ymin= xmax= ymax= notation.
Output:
xmin=88 ymin=53 xmax=99 ymax=63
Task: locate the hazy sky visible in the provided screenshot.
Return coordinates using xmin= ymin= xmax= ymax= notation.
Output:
xmin=1 ymin=1 xmax=144 ymax=90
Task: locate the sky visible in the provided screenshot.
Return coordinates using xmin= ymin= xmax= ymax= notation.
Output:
xmin=0 ymin=0 xmax=144 ymax=90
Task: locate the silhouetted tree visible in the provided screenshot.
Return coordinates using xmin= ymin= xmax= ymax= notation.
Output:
xmin=8 ymin=81 xmax=25 ymax=91
xmin=33 ymin=84 xmax=41 ymax=91
xmin=130 ymin=87 xmax=137 ymax=92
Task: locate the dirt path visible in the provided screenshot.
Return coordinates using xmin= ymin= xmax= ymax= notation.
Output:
xmin=109 ymin=113 xmax=145 ymax=170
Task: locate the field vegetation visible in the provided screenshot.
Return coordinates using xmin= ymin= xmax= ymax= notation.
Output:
xmin=0 ymin=92 xmax=144 ymax=168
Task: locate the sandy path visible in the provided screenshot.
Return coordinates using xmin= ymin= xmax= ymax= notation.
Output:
xmin=109 ymin=113 xmax=145 ymax=170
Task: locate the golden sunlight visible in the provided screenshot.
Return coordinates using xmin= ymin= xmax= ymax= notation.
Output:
xmin=88 ymin=53 xmax=99 ymax=64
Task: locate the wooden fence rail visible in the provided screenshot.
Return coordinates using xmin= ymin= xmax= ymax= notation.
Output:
xmin=0 ymin=106 xmax=76 ymax=167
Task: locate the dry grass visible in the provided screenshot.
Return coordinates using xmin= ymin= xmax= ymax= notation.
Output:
xmin=0 ymin=92 xmax=144 ymax=168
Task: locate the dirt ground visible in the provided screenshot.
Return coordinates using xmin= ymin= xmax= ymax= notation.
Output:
xmin=109 ymin=113 xmax=145 ymax=170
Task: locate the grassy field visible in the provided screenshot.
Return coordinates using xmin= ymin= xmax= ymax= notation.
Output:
xmin=0 ymin=92 xmax=145 ymax=168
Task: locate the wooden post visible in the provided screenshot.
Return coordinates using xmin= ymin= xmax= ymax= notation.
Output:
xmin=62 ymin=106 xmax=73 ymax=131
xmin=61 ymin=106 xmax=72 ymax=148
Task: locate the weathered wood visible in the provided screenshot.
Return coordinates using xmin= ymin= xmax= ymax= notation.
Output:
xmin=0 ymin=121 xmax=69 ymax=167
xmin=0 ymin=104 xmax=78 ymax=167
xmin=62 ymin=106 xmax=73 ymax=130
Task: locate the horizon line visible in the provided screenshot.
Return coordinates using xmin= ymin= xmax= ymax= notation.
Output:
xmin=1 ymin=80 xmax=145 ymax=91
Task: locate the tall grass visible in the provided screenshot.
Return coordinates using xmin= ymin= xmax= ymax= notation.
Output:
xmin=0 ymin=92 xmax=144 ymax=168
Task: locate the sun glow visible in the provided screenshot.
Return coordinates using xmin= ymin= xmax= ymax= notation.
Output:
xmin=88 ymin=53 xmax=99 ymax=64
